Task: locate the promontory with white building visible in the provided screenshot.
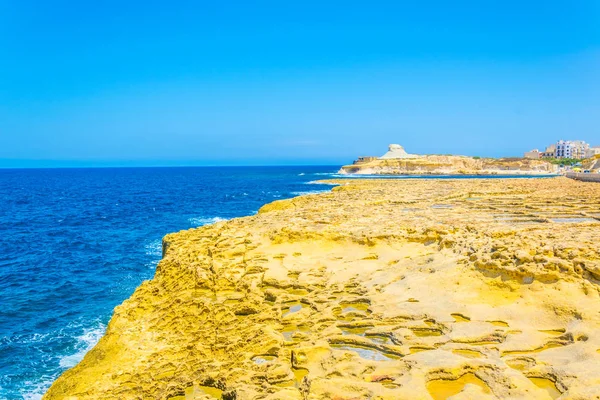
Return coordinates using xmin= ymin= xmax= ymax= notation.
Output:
xmin=340 ymin=144 xmax=558 ymax=175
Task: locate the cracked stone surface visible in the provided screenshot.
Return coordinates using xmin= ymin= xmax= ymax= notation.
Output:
xmin=44 ymin=177 xmax=600 ymax=399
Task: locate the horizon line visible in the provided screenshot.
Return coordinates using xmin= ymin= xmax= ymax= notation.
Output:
xmin=0 ymin=164 xmax=344 ymax=170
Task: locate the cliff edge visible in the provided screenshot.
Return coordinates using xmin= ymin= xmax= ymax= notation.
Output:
xmin=45 ymin=178 xmax=600 ymax=399
xmin=340 ymin=155 xmax=558 ymax=175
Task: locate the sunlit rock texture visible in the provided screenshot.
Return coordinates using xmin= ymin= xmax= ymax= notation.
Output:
xmin=45 ymin=177 xmax=600 ymax=400
xmin=340 ymin=155 xmax=557 ymax=175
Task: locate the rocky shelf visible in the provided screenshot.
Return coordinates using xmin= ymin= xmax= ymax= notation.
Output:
xmin=45 ymin=177 xmax=600 ymax=399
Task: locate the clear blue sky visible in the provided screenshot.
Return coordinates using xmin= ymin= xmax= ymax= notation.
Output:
xmin=0 ymin=1 xmax=598 ymax=167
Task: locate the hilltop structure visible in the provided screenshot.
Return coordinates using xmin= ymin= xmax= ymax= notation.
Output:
xmin=379 ymin=144 xmax=420 ymax=159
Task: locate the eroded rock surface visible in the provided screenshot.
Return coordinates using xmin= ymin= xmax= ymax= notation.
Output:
xmin=340 ymin=156 xmax=557 ymax=175
xmin=45 ymin=178 xmax=600 ymax=399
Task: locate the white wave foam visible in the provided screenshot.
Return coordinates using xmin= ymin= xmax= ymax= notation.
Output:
xmin=16 ymin=321 xmax=105 ymax=400
xmin=22 ymin=387 xmax=43 ymax=400
xmin=144 ymin=239 xmax=162 ymax=268
xmin=145 ymin=259 xmax=160 ymax=269
xmin=144 ymin=239 xmax=162 ymax=257
xmin=21 ymin=378 xmax=51 ymax=400
xmin=305 ymin=180 xmax=339 ymax=185
xmin=189 ymin=216 xmax=227 ymax=227
xmin=58 ymin=323 xmax=106 ymax=369
xmin=298 ymin=173 xmax=305 ymax=176
xmin=2 ymin=332 xmax=51 ymax=346
xmin=291 ymin=190 xmax=328 ymax=196
xmin=307 ymin=173 xmax=360 ymax=179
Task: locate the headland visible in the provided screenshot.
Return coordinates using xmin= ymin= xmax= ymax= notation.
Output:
xmin=45 ymin=177 xmax=600 ymax=399
xmin=339 ymin=144 xmax=558 ymax=175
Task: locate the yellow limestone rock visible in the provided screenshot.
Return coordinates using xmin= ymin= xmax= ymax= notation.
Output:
xmin=339 ymin=155 xmax=558 ymax=175
xmin=45 ymin=177 xmax=600 ymax=399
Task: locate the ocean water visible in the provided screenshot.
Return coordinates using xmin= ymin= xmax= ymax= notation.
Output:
xmin=0 ymin=166 xmax=339 ymax=399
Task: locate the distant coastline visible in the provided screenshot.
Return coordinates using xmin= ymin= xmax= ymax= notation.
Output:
xmin=339 ymin=146 xmax=558 ymax=176
xmin=340 ymin=144 xmax=599 ymax=176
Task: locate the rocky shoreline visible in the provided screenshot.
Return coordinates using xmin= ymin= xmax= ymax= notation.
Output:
xmin=45 ymin=177 xmax=600 ymax=399
xmin=339 ymin=155 xmax=558 ymax=176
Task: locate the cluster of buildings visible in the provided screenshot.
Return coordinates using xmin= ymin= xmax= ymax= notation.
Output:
xmin=524 ymin=140 xmax=600 ymax=160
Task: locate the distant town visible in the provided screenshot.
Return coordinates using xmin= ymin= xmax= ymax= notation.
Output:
xmin=524 ymin=140 xmax=600 ymax=160
xmin=346 ymin=142 xmax=600 ymax=178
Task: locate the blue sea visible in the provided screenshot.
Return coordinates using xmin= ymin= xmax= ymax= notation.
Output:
xmin=0 ymin=166 xmax=341 ymax=399
xmin=0 ymin=167 xmax=555 ymax=399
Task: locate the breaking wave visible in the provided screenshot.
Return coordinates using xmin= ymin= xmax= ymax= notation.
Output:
xmin=188 ymin=216 xmax=228 ymax=227
xmin=291 ymin=190 xmax=329 ymax=196
xmin=19 ymin=321 xmax=106 ymax=400
xmin=58 ymin=323 xmax=106 ymax=369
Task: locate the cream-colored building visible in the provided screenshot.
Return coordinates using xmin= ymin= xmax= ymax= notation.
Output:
xmin=528 ymin=142 xmax=592 ymax=159
xmin=555 ymin=140 xmax=589 ymax=159
xmin=542 ymin=145 xmax=556 ymax=158
xmin=524 ymin=149 xmax=541 ymax=159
